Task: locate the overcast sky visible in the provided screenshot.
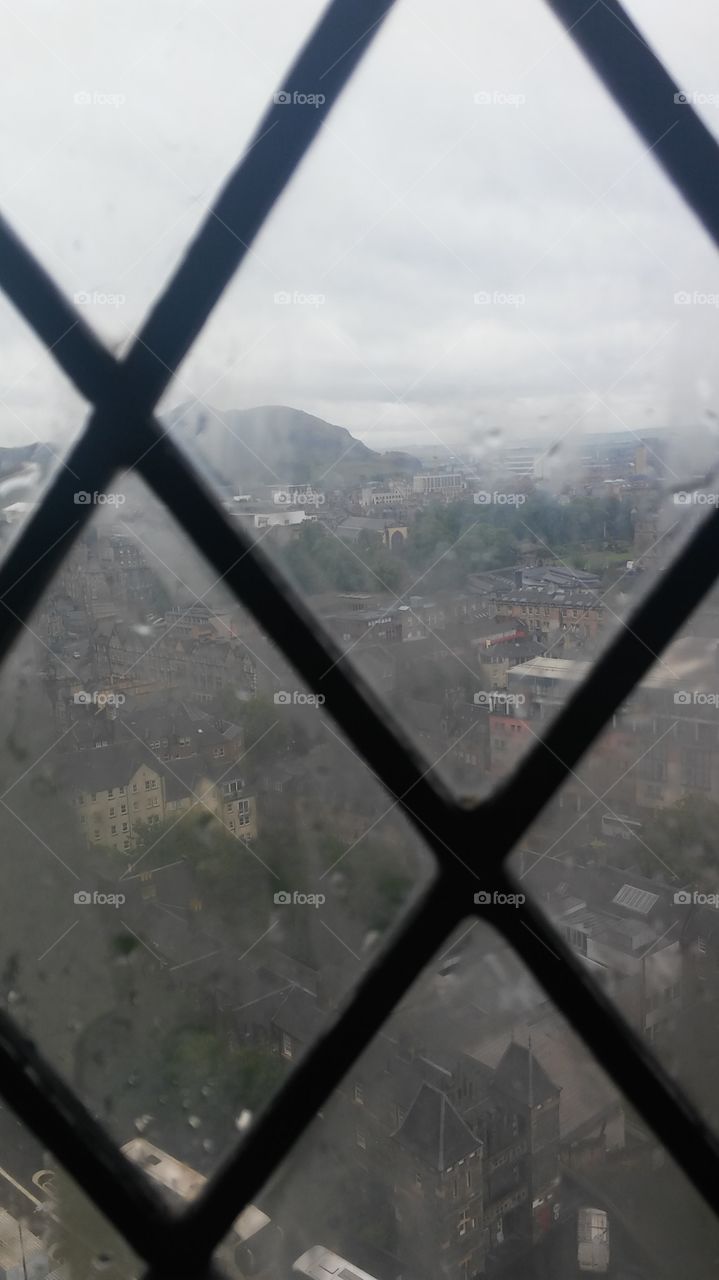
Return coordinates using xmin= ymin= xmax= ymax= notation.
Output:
xmin=2 ymin=0 xmax=719 ymax=459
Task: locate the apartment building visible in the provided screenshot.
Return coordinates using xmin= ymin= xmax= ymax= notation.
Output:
xmin=336 ymin=1034 xmax=561 ymax=1280
xmin=412 ymin=472 xmax=465 ymax=498
xmin=505 ymin=636 xmax=719 ymax=811
xmin=61 ymin=742 xmax=257 ymax=852
xmin=95 ymin=622 xmax=257 ymax=702
xmin=359 ymin=483 xmax=411 ymax=508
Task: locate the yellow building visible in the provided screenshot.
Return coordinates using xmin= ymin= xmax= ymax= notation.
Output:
xmin=69 ymin=743 xmax=257 ymax=852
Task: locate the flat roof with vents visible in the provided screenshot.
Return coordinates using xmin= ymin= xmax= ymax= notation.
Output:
xmin=612 ymin=884 xmax=659 ymax=914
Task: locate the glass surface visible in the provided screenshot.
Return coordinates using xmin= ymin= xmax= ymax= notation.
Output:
xmin=0 ymin=0 xmax=327 ymax=344
xmin=0 ymin=1104 xmax=141 ymax=1279
xmin=508 ymin=583 xmax=719 ymax=1139
xmin=623 ymin=1 xmax=719 ymax=142
xmin=0 ymin=292 xmax=88 ymax=558
xmin=221 ymin=918 xmax=719 ymax=1280
xmin=0 ymin=471 xmax=433 ymax=1175
xmin=152 ymin=0 xmax=719 ymax=798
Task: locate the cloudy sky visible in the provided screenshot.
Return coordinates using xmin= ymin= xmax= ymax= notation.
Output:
xmin=1 ymin=0 xmax=719 ymax=460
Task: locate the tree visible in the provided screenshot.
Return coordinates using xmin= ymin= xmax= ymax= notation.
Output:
xmin=163 ymin=1025 xmax=286 ymax=1120
xmin=634 ymin=794 xmax=719 ymax=886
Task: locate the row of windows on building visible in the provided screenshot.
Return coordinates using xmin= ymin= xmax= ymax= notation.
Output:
xmin=78 ymin=775 xmax=245 ymax=805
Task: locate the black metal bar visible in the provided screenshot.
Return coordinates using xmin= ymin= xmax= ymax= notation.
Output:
xmin=482 ymin=512 xmax=719 ymax=854
xmin=120 ymin=0 xmax=398 ymax=411
xmin=0 ymin=1005 xmax=173 ymax=1263
xmin=0 ymin=0 xmax=715 ymax=1272
xmin=491 ymin=867 xmax=719 ymax=1216
xmin=0 ymin=410 xmax=152 ymax=668
xmin=166 ymin=877 xmax=457 ymax=1266
xmin=0 ymin=214 xmax=121 ymax=406
xmin=545 ymin=0 xmax=719 ymax=252
xmin=137 ymin=427 xmax=462 ymax=851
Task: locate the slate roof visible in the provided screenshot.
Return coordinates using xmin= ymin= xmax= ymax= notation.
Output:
xmin=270 ymin=986 xmax=328 ymax=1044
xmin=492 ymin=1041 xmax=558 ymax=1107
xmin=394 ymin=1084 xmax=480 ymax=1171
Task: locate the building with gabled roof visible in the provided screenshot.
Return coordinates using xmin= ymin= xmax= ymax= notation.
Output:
xmin=56 ymin=739 xmax=256 ymax=853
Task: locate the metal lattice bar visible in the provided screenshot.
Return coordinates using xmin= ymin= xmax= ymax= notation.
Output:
xmin=0 ymin=0 xmax=714 ymax=1275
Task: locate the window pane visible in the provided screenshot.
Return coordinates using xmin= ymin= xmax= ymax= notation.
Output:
xmin=0 ymin=1102 xmax=142 ymax=1279
xmin=623 ymin=1 xmax=719 ymax=144
xmin=154 ymin=0 xmax=719 ymax=800
xmin=0 ymin=295 xmax=87 ymax=557
xmin=0 ymin=0 xmax=326 ymax=345
xmin=221 ymin=919 xmax=719 ymax=1280
xmin=509 ymin=587 xmax=719 ymax=1140
xmin=0 ymin=471 xmax=433 ymax=1175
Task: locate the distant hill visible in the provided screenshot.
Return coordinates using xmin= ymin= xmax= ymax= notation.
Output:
xmin=0 ymin=441 xmax=55 ymax=478
xmin=166 ymin=403 xmax=421 ymax=489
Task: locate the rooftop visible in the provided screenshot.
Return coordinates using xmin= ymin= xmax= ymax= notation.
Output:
xmin=394 ymin=1083 xmax=480 ymax=1171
